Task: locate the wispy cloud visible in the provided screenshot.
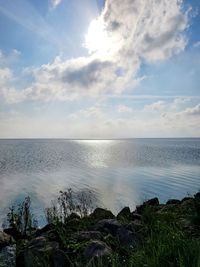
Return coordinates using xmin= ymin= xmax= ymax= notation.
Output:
xmin=0 ymin=1 xmax=61 ymax=48
xmin=193 ymin=41 xmax=200 ymax=48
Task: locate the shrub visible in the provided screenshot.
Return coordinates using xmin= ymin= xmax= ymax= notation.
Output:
xmin=45 ymin=188 xmax=98 ymax=224
xmin=6 ymin=196 xmax=37 ymax=235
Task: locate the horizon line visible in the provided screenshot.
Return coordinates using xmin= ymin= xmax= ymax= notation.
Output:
xmin=0 ymin=137 xmax=199 ymax=140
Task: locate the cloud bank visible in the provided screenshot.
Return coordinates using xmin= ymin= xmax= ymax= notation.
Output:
xmin=1 ymin=99 xmax=200 ymax=138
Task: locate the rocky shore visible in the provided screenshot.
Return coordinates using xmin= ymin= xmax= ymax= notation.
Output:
xmin=1 ymin=192 xmax=200 ymax=267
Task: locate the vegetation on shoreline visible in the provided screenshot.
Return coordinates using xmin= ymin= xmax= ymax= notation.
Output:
xmin=1 ymin=190 xmax=200 ymax=267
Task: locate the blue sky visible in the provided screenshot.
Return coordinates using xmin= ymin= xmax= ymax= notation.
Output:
xmin=0 ymin=0 xmax=200 ymax=138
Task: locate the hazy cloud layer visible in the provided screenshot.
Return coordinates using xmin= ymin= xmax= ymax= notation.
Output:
xmin=1 ymin=99 xmax=199 ymax=138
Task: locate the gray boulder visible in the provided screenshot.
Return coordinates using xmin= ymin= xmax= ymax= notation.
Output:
xmin=136 ymin=197 xmax=159 ymax=214
xmin=0 ymin=231 xmax=12 ymax=249
xmin=76 ymin=231 xmax=102 ymax=241
xmin=116 ymin=227 xmax=139 ymax=248
xmin=117 ymin=207 xmax=132 ymax=220
xmin=166 ymin=199 xmax=181 ymax=205
xmin=131 ymin=212 xmax=142 ymax=221
xmin=84 ymin=240 xmax=112 ymax=262
xmin=90 ymin=208 xmax=115 ymax=220
xmin=181 ymin=197 xmax=193 ymax=203
xmin=17 ymin=236 xmax=69 ymax=267
xmin=95 ymin=219 xmax=121 ymax=236
xmin=126 ymin=220 xmax=143 ymax=232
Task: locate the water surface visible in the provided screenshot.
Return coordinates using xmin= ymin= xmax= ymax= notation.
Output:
xmin=0 ymin=138 xmax=200 ymax=225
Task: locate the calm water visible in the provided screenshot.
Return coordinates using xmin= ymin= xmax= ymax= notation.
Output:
xmin=0 ymin=138 xmax=200 ymax=225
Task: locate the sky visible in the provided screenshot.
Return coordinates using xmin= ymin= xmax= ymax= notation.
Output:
xmin=0 ymin=0 xmax=200 ymax=138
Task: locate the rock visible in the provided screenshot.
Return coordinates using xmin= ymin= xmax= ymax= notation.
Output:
xmin=126 ymin=221 xmax=143 ymax=232
xmin=76 ymin=231 xmax=102 ymax=241
xmin=36 ymin=224 xmax=54 ymax=235
xmin=16 ymin=236 xmax=66 ymax=267
xmin=117 ymin=207 xmax=131 ymax=220
xmin=52 ymin=249 xmax=71 ymax=267
xmin=0 ymin=245 xmax=16 ymax=267
xmin=84 ymin=240 xmax=112 ymax=262
xmin=90 ymin=208 xmax=115 ymax=220
xmin=3 ymin=228 xmax=22 ymax=240
xmin=144 ymin=197 xmax=159 ymax=206
xmin=194 ymin=192 xmax=200 ymax=199
xmin=158 ymin=204 xmax=180 ymax=214
xmin=39 ymin=229 xmax=61 ymax=243
xmin=166 ymin=199 xmax=181 ymax=205
xmin=66 ymin=218 xmax=81 ymax=229
xmin=67 ymin=212 xmax=80 ymax=220
xmin=131 ymin=213 xmax=142 ymax=220
xmin=181 ymin=199 xmax=194 ymax=211
xmin=95 ymin=219 xmax=121 ymax=236
xmin=27 ymin=236 xmax=58 ymax=251
xmin=116 ymin=227 xmax=139 ymax=248
xmin=0 ymin=231 xmax=12 ymax=249
xmin=181 ymin=197 xmax=193 ymax=203
xmin=136 ymin=197 xmax=159 ymax=214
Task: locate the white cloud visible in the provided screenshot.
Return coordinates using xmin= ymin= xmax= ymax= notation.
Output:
xmin=0 ymin=68 xmax=12 ymax=85
xmin=0 ymin=0 xmax=191 ymax=103
xmin=101 ymin=0 xmax=189 ymax=63
xmin=32 ymin=0 xmax=190 ymax=100
xmin=51 ymin=0 xmax=62 ymax=8
xmin=144 ymin=101 xmax=166 ymax=112
xmin=0 ymin=52 xmax=30 ymax=104
xmin=179 ymin=103 xmax=200 ymax=116
xmin=117 ymin=105 xmax=132 ymax=113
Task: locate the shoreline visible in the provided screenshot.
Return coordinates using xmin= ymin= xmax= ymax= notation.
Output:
xmin=1 ymin=190 xmax=200 ymax=266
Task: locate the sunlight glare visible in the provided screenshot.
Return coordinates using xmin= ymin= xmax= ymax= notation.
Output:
xmin=84 ymin=18 xmax=112 ymax=56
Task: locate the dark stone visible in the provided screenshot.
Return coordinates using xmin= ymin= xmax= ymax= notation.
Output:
xmin=194 ymin=192 xmax=200 ymax=199
xmin=17 ymin=236 xmax=60 ymax=267
xmin=144 ymin=197 xmax=159 ymax=206
xmin=67 ymin=213 xmax=80 ymax=221
xmin=3 ymin=228 xmax=23 ymax=241
xmin=76 ymin=231 xmax=102 ymax=241
xmin=95 ymin=219 xmax=121 ymax=236
xmin=52 ymin=249 xmax=71 ymax=267
xmin=40 ymin=223 xmax=54 ymax=233
xmin=66 ymin=218 xmax=81 ymax=229
xmin=126 ymin=221 xmax=143 ymax=232
xmin=131 ymin=213 xmax=142 ymax=220
xmin=136 ymin=198 xmax=159 ymax=214
xmin=116 ymin=227 xmax=139 ymax=248
xmin=0 ymin=231 xmax=12 ymax=249
xmin=84 ymin=240 xmax=112 ymax=262
xmin=90 ymin=208 xmax=115 ymax=220
xmin=39 ymin=229 xmax=62 ymax=243
xmin=166 ymin=199 xmax=181 ymax=205
xmin=35 ymin=224 xmax=54 ymax=236
xmin=181 ymin=197 xmax=193 ymax=203
xmin=117 ymin=207 xmax=131 ymax=220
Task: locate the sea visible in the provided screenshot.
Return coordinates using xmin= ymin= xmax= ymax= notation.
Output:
xmin=0 ymin=138 xmax=200 ymax=225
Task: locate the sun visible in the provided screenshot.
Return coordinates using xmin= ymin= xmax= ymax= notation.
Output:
xmin=84 ymin=18 xmax=112 ymax=57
